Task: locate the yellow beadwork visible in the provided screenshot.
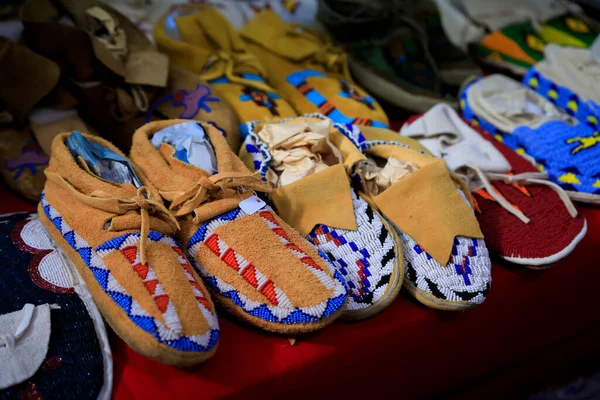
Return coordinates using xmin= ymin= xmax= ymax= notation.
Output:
xmin=526 ymin=34 xmax=545 ymax=52
xmin=528 ymin=77 xmax=538 ymax=88
xmin=566 ymin=17 xmax=590 ymax=33
xmin=558 ymin=172 xmax=581 ymax=185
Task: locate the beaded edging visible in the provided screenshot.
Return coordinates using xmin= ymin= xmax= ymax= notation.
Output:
xmin=187 ymin=208 xmax=347 ymax=324
xmin=41 ymin=193 xmax=219 ymax=353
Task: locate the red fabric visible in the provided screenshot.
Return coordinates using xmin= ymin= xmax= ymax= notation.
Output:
xmin=107 ymin=206 xmax=600 ymax=399
xmin=3 ymin=176 xmax=600 ymax=399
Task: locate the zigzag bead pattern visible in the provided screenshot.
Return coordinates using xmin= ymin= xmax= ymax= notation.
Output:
xmin=41 ymin=193 xmax=219 ymax=353
xmin=401 ymin=231 xmax=492 ymax=304
xmin=243 ymin=117 xmax=400 ymax=311
xmin=187 ymin=207 xmax=347 ymax=324
xmin=308 ymin=190 xmax=397 ymax=310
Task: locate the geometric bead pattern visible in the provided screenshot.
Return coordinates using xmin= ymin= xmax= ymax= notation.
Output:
xmin=187 ymin=207 xmax=347 ymax=324
xmin=243 ymin=117 xmax=400 ymax=312
xmin=202 ymin=225 xmax=292 ymax=308
xmin=285 ymin=70 xmax=388 ymax=128
xmin=462 ymin=77 xmax=600 ymax=197
xmin=41 ymin=193 xmax=219 ymax=353
xmin=308 ymin=190 xmax=397 ymax=310
xmin=401 ymin=231 xmax=492 ymax=305
xmin=258 ymin=210 xmax=340 ymax=291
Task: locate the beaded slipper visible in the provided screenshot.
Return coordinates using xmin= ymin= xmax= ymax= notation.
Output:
xmin=460 ymin=74 xmax=571 ymax=150
xmin=239 ymin=10 xmax=389 ymax=128
xmin=131 ymin=120 xmax=347 ymax=333
xmin=154 ymin=4 xmax=298 ymax=126
xmin=354 ymin=124 xmax=492 ymax=310
xmin=240 ymin=115 xmax=403 ymax=320
xmin=512 ymin=117 xmax=600 ymax=204
xmin=401 ymin=103 xmax=587 ymax=267
xmin=0 ymin=212 xmax=111 ymax=400
xmin=523 ymin=44 xmax=600 ymax=123
xmin=39 ymin=131 xmax=219 ymax=367
xmin=461 ymin=75 xmax=600 ymax=204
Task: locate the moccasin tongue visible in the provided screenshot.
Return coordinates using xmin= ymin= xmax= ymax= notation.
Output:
xmin=173 ymin=7 xmax=245 ymax=56
xmin=174 ymin=13 xmax=215 ymax=51
xmin=363 ymin=144 xmax=483 ymax=265
xmin=251 ymin=117 xmax=362 ymax=235
xmin=173 ymin=7 xmax=262 ymax=76
xmin=193 ymin=7 xmax=246 ymax=53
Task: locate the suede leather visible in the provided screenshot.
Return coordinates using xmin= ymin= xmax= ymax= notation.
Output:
xmin=361 ymin=145 xmax=484 ymax=265
xmin=242 ymin=117 xmax=371 ymax=235
xmin=131 ymin=120 xmax=347 ymax=334
xmin=152 ymin=64 xmax=241 ymax=152
xmin=154 ymin=5 xmax=297 ymax=124
xmin=240 ymin=11 xmax=389 ymax=127
xmin=40 ymin=131 xmax=218 ymax=367
xmin=21 ymin=0 xmax=167 ymax=150
xmin=270 ymin=163 xmax=357 ymax=236
xmin=0 ymin=38 xmax=59 ymax=120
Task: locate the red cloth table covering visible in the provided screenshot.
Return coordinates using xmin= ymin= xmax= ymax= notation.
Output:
xmin=3 ymin=183 xmax=600 ymax=399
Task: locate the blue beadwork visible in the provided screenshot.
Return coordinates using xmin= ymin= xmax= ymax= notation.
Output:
xmin=41 ymin=194 xmax=219 ymax=353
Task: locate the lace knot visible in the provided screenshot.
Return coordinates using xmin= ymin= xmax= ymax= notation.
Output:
xmin=45 ymin=172 xmax=180 ymax=266
xmin=133 ymin=187 xmax=152 ymax=210
xmin=164 ymin=172 xmax=271 ymax=223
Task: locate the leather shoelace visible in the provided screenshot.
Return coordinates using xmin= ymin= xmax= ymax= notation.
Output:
xmin=468 ymin=167 xmax=578 ymax=224
xmin=285 ymin=24 xmax=351 ymax=78
xmin=199 ymin=50 xmax=276 ymax=93
xmin=46 ymin=171 xmax=179 ymax=265
xmin=160 ymin=171 xmax=272 ymax=224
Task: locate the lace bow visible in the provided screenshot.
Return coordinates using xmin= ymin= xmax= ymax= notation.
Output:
xmin=45 ymin=171 xmax=179 ymax=265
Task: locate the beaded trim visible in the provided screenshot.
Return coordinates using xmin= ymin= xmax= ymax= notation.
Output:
xmin=41 ymin=193 xmax=219 ymax=353
xmin=243 ymin=113 xmax=365 ymax=181
xmin=243 ymin=118 xmax=399 ymax=311
xmin=187 ymin=208 xmax=347 ymax=324
xmin=11 ymin=218 xmax=74 ymax=294
xmin=285 ymin=71 xmax=388 ymax=129
xmin=524 ymin=68 xmax=582 ymax=119
xmin=459 ymin=78 xmax=518 ymax=149
xmin=401 ymin=231 xmax=492 ymax=304
xmin=308 ymin=190 xmax=397 ymax=310
xmin=461 ymin=77 xmax=600 ymax=195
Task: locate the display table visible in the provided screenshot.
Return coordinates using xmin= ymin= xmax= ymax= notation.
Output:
xmin=4 ymin=181 xmax=599 ymax=399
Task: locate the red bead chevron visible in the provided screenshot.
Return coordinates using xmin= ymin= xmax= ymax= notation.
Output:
xmin=203 ymin=232 xmax=288 ymax=306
